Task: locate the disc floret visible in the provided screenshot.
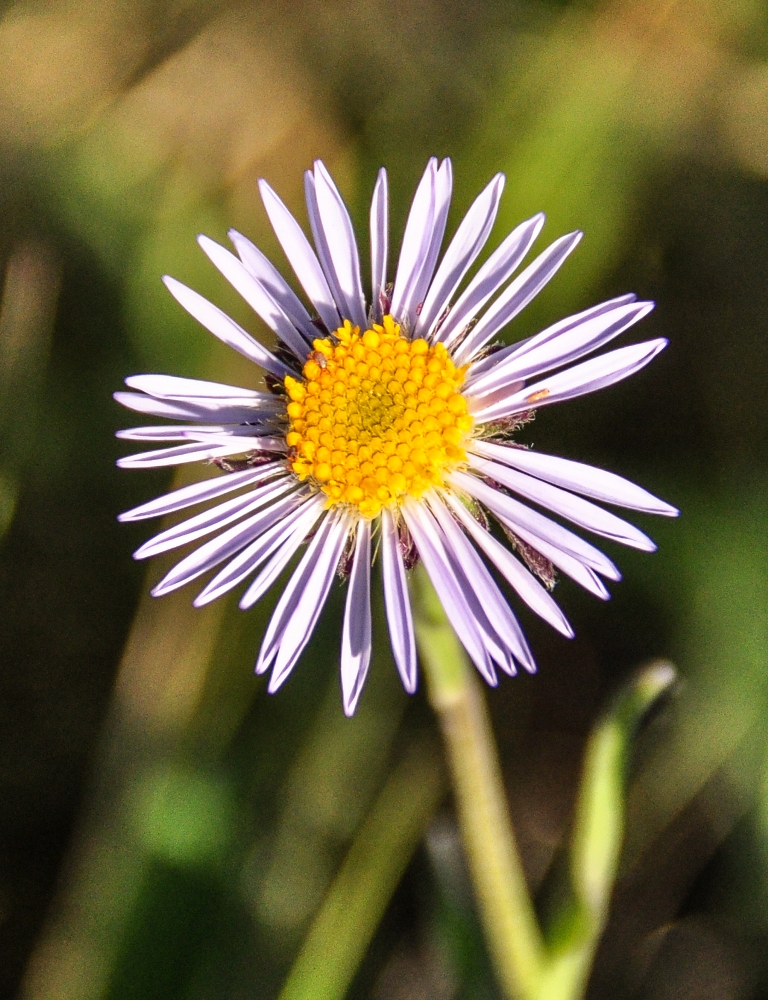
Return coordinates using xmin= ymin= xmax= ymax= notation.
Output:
xmin=284 ymin=315 xmax=473 ymax=518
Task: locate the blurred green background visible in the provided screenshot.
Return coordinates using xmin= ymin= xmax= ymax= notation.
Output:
xmin=2 ymin=0 xmax=768 ymax=997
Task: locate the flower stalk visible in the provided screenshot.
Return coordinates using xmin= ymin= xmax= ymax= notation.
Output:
xmin=412 ymin=564 xmax=676 ymax=1000
xmin=412 ymin=564 xmax=545 ymax=1000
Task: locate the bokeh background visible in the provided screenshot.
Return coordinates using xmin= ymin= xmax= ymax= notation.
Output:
xmin=1 ymin=0 xmax=768 ymax=997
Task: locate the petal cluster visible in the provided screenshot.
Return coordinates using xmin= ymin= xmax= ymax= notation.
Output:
xmin=116 ymin=157 xmax=677 ymax=715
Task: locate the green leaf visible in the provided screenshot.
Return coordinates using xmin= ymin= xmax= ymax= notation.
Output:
xmin=539 ymin=661 xmax=676 ymax=1000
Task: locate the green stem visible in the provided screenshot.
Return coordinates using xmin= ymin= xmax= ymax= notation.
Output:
xmin=412 ymin=565 xmax=544 ymax=1000
xmin=277 ymin=737 xmax=445 ymax=1000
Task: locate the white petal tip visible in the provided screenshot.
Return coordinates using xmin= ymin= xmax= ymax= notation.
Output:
xmin=342 ymin=694 xmax=361 ymax=718
xmin=267 ymin=671 xmax=288 ymax=694
xmin=192 ymin=591 xmax=217 ymax=608
xmin=255 ymin=652 xmax=273 ymax=676
xmin=634 ymin=537 xmax=657 ymax=553
xmin=551 ymin=615 xmax=575 ymax=639
xmin=257 ymin=178 xmax=274 ymax=200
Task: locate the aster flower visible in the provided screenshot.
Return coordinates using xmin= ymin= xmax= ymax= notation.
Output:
xmin=116 ymin=157 xmax=677 ymax=715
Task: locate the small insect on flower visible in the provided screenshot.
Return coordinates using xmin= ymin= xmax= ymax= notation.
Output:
xmin=116 ymin=158 xmax=678 ymax=716
xmin=310 ymin=350 xmax=328 ymax=369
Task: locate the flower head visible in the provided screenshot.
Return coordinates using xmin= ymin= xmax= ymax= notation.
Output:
xmin=116 ymin=158 xmax=678 ymax=715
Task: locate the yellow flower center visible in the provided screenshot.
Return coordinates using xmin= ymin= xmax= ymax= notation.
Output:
xmin=283 ymin=315 xmax=474 ymax=518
